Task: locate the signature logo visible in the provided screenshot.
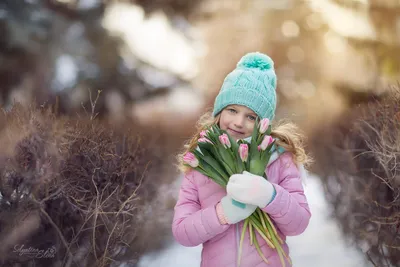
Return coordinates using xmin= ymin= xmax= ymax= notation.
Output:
xmin=13 ymin=245 xmax=56 ymax=258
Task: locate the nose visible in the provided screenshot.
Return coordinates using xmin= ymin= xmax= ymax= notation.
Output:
xmin=233 ymin=115 xmax=245 ymax=128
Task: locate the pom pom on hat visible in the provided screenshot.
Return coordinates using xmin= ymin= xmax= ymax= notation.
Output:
xmin=236 ymin=52 xmax=274 ymax=71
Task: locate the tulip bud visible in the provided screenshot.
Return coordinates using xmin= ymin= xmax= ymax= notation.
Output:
xmin=183 ymin=152 xmax=199 ymax=168
xmin=198 ymin=137 xmax=211 ymax=144
xmin=239 ymin=144 xmax=249 ymax=162
xmin=259 ymin=135 xmax=274 ymax=151
xmin=259 ymin=118 xmax=270 ymax=134
xmin=199 ymin=130 xmax=207 ymax=138
xmin=218 ymin=133 xmax=231 ymax=149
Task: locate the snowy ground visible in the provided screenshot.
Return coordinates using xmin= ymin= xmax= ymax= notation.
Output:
xmin=138 ymin=174 xmax=372 ymax=267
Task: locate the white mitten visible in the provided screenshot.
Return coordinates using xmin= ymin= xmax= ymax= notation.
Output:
xmin=219 ymin=196 xmax=257 ymax=224
xmin=227 ymin=171 xmax=276 ymax=208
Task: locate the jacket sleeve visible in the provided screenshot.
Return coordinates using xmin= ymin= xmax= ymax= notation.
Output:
xmin=261 ymin=153 xmax=311 ymax=236
xmin=172 ymin=171 xmax=230 ymax=247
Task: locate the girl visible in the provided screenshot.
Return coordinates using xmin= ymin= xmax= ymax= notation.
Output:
xmin=172 ymin=52 xmax=312 ymax=267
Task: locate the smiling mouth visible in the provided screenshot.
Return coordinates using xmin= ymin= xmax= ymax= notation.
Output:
xmin=228 ymin=128 xmax=244 ymax=135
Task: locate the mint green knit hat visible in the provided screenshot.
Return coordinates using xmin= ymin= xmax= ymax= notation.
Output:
xmin=212 ymin=52 xmax=277 ymax=120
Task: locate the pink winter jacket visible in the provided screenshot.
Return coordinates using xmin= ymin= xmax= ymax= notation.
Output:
xmin=172 ymin=152 xmax=311 ymax=267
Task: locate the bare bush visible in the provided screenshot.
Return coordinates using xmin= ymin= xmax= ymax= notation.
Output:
xmin=0 ymin=104 xmax=179 ymax=267
xmin=309 ymin=89 xmax=400 ymax=267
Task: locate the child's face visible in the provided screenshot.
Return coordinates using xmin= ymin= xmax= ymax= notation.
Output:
xmin=219 ymin=105 xmax=257 ymax=141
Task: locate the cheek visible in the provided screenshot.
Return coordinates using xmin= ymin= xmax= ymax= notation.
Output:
xmin=219 ymin=113 xmax=230 ymax=129
xmin=220 ymin=120 xmax=229 ymax=130
xmin=244 ymin=122 xmax=255 ymax=135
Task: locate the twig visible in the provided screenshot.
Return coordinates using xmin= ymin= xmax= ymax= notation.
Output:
xmin=89 ymin=89 xmax=102 ymax=121
xmin=36 ymin=202 xmax=76 ymax=266
xmin=101 ymin=162 xmax=149 ymax=265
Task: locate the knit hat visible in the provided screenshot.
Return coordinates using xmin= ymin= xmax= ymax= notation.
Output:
xmin=212 ymin=52 xmax=277 ymax=120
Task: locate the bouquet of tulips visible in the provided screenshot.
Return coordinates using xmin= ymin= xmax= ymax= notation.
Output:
xmin=183 ymin=118 xmax=290 ymax=267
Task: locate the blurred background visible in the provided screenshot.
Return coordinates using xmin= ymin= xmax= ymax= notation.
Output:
xmin=1 ymin=0 xmax=399 ymax=266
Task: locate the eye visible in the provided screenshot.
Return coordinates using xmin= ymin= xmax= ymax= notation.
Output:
xmin=227 ymin=108 xmax=237 ymax=114
xmin=247 ymin=115 xmax=257 ymax=121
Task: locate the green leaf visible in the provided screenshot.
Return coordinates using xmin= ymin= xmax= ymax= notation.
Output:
xmin=235 ymin=152 xmax=245 ymax=173
xmin=193 ymin=166 xmax=213 ymax=178
xmin=203 ymin=155 xmax=229 ymax=182
xmin=256 ymin=132 xmax=264 ymax=144
xmin=205 ymin=128 xmax=219 ymax=145
xmin=197 ymin=143 xmax=229 ymax=181
xmin=217 ymin=146 xmax=236 ymax=175
xmin=222 ymin=131 xmax=241 ymax=173
xmin=199 ymin=138 xmax=235 ymax=177
xmin=197 ymin=140 xmax=214 ymax=152
xmin=266 ymin=124 xmax=272 ymax=135
xmin=249 ymin=118 xmax=259 ymax=156
xmin=211 ymin=124 xmax=223 ymax=135
xmin=249 ymin=158 xmax=265 ymax=177
xmin=187 ymin=164 xmax=215 ymax=181
xmin=226 ymin=131 xmax=239 ymax=152
xmin=192 ymin=149 xmax=227 ymax=186
xmin=260 ymin=140 xmax=276 ymax=164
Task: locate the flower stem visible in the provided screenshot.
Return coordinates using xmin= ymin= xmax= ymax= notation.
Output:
xmin=264 ymin=212 xmax=277 ymax=235
xmin=264 ymin=213 xmax=283 ymax=244
xmin=237 ymin=219 xmax=249 ymax=267
xmin=257 ymin=208 xmax=271 ymax=239
xmin=249 ymin=221 xmax=254 ymax=246
xmin=248 ymin=216 xmax=275 ymax=248
xmin=252 ymin=231 xmax=269 ymax=264
xmin=265 ymin=218 xmax=291 ymax=266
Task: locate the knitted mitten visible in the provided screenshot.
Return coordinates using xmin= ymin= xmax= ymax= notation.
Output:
xmin=216 ymin=195 xmax=257 ymax=224
xmin=227 ymin=171 xmax=276 ymax=208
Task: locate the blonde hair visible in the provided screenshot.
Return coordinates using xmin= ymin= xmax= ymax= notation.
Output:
xmin=177 ymin=111 xmax=312 ymax=174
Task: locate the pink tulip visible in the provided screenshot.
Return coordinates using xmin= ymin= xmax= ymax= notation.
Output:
xmin=218 ymin=133 xmax=231 ymax=149
xmin=183 ymin=152 xmax=199 ymax=168
xmin=259 ymin=118 xmax=270 ymax=134
xmin=198 ymin=137 xmax=211 ymax=144
xmin=259 ymin=135 xmax=274 ymax=151
xmin=239 ymin=144 xmax=249 ymax=162
xmin=199 ymin=130 xmax=207 ymax=138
